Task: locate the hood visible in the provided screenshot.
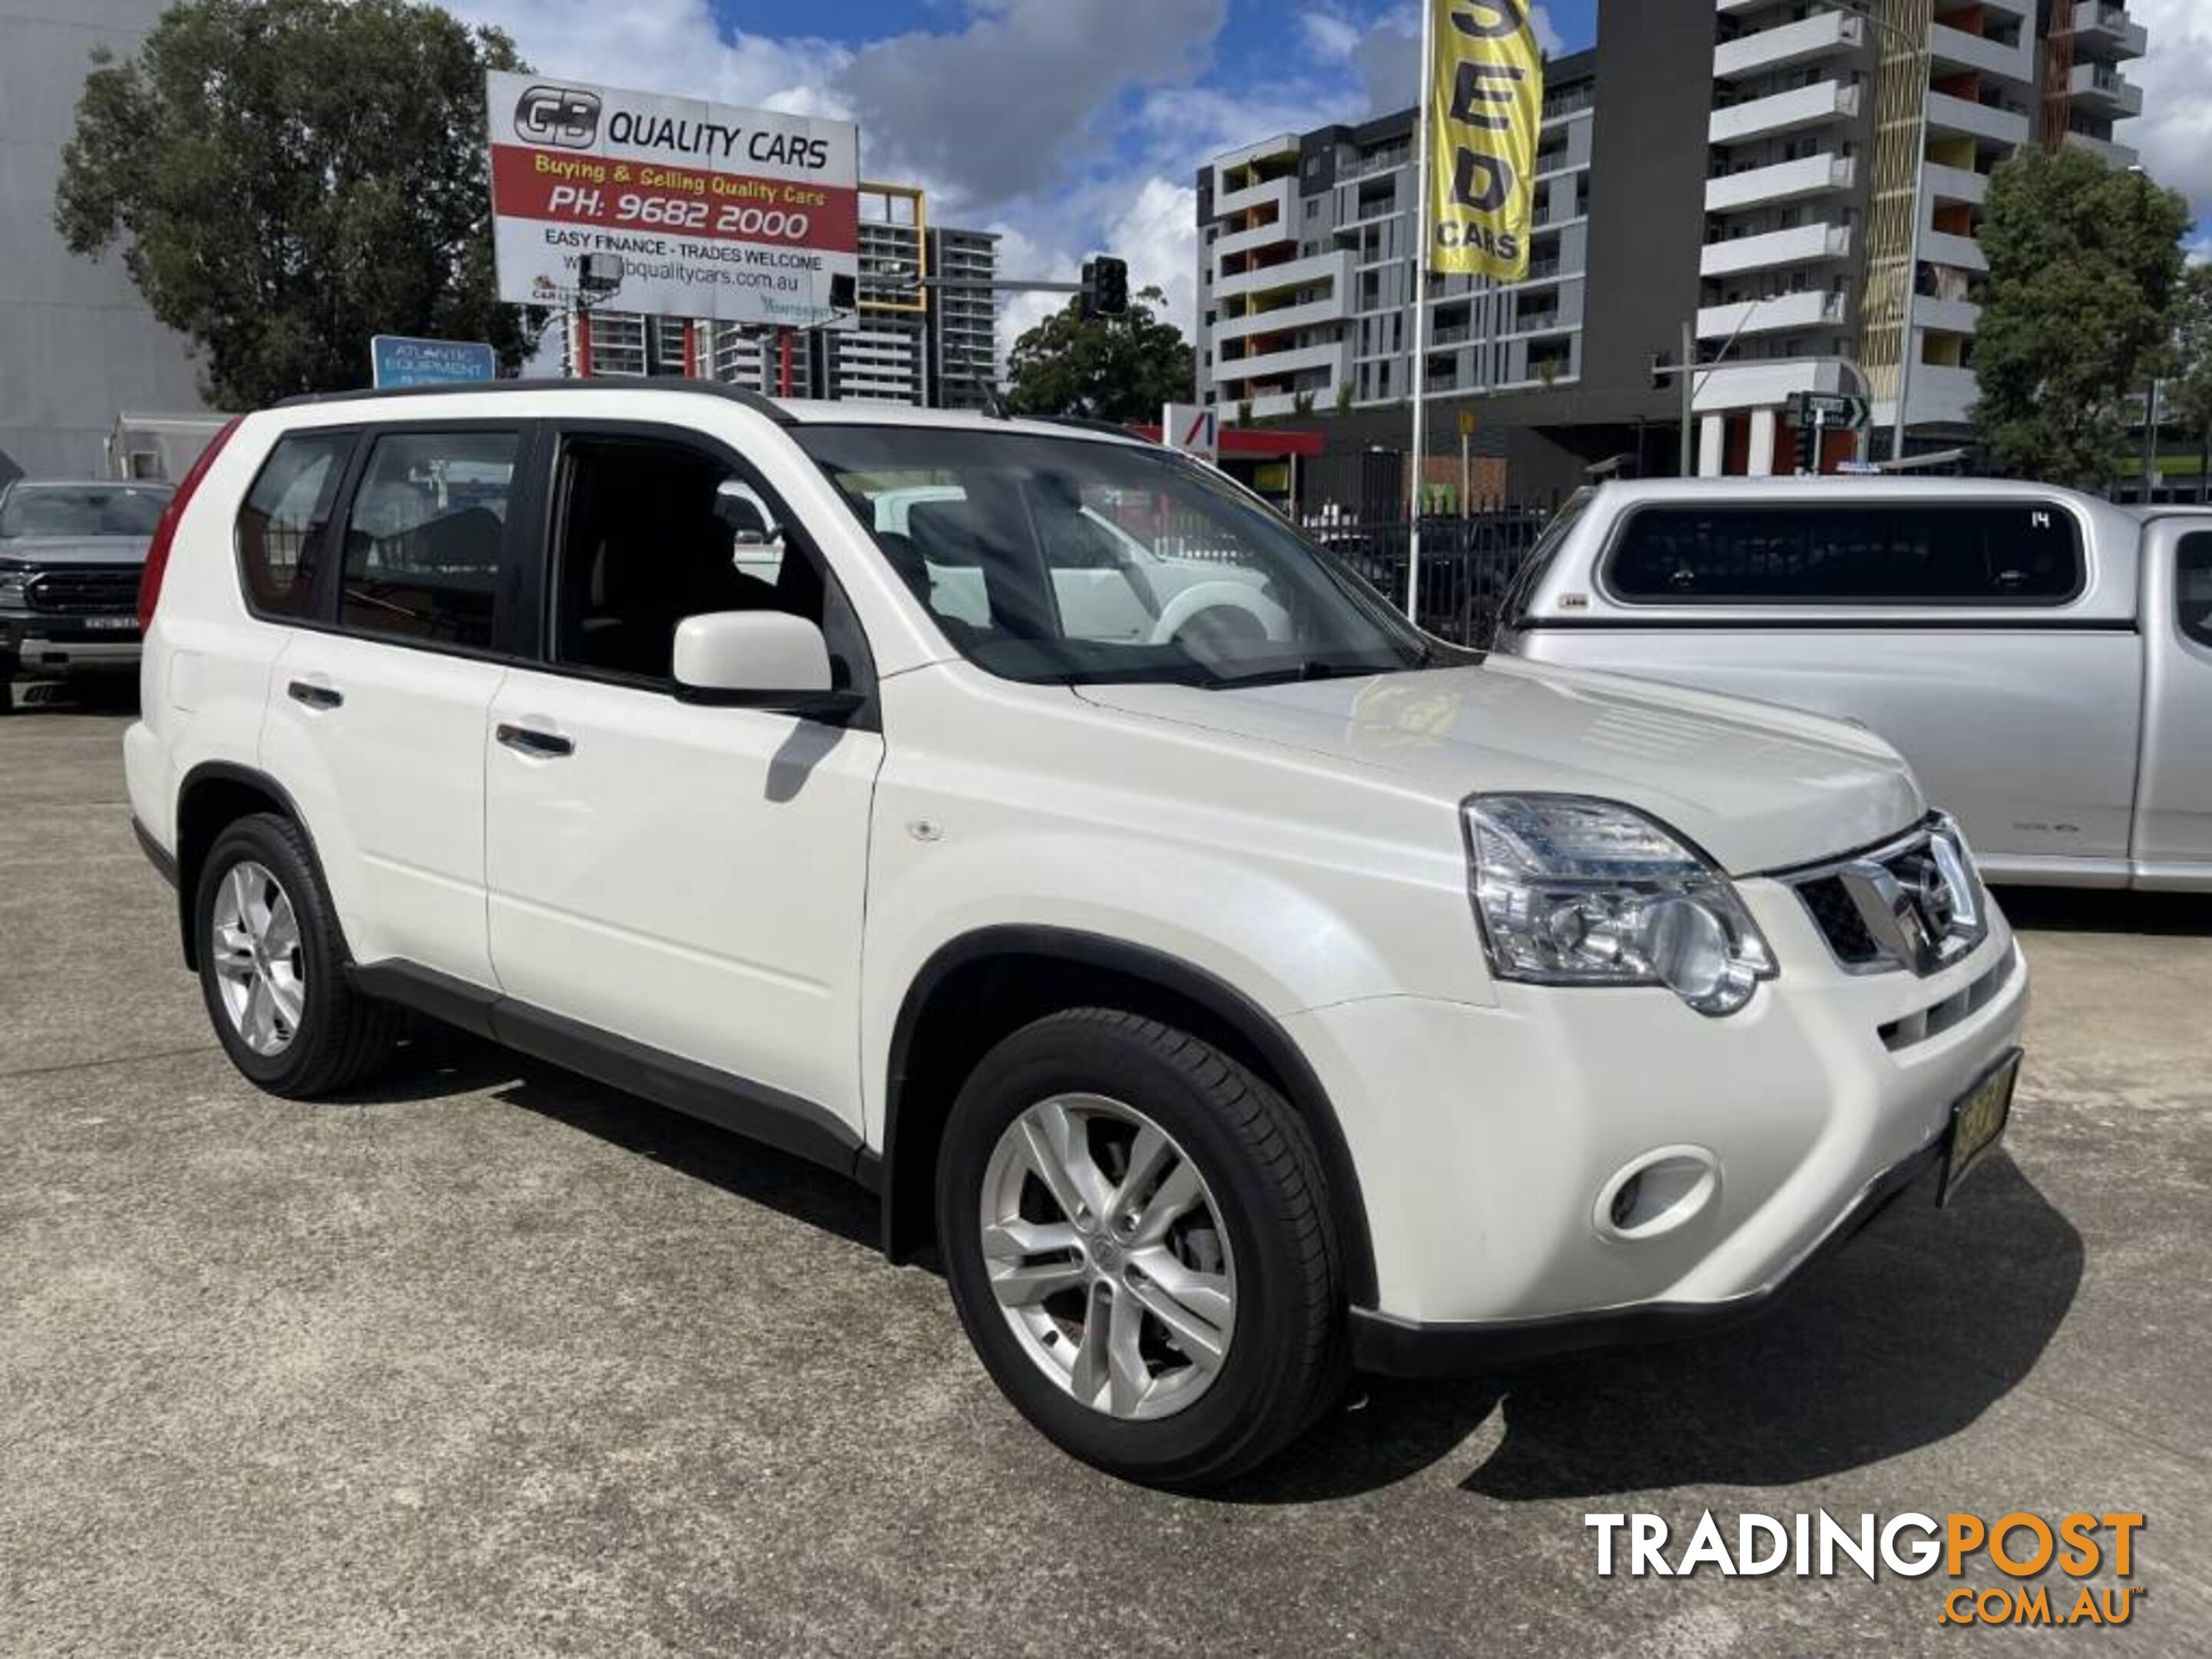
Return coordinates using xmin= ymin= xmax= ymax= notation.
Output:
xmin=1075 ymin=657 xmax=1922 ymax=876
xmin=0 ymin=535 xmax=153 ymax=568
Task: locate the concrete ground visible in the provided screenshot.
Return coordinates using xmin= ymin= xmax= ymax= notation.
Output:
xmin=1 ymin=704 xmax=2206 ymax=1658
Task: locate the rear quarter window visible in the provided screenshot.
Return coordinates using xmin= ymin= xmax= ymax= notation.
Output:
xmin=1604 ymin=502 xmax=2085 ymax=606
xmin=236 ymin=432 xmax=354 ymax=619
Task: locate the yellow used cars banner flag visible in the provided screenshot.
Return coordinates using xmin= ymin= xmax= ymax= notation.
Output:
xmin=1426 ymin=0 xmax=1545 ymax=282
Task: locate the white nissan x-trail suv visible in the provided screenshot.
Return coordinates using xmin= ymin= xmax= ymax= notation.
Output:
xmin=126 ymin=383 xmax=2028 ymax=1486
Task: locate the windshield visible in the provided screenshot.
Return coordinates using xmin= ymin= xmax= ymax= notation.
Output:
xmin=797 ymin=426 xmax=1431 ymax=687
xmin=0 ymin=484 xmax=172 ymax=540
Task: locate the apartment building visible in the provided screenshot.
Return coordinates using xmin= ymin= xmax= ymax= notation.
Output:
xmin=563 ymin=184 xmax=1000 ymax=409
xmin=1697 ymin=0 xmax=2144 ymax=475
xmin=1197 ymin=0 xmax=2149 ymax=488
xmin=929 ymin=225 xmax=1005 ymax=411
xmin=1196 ymin=51 xmax=1598 ymax=423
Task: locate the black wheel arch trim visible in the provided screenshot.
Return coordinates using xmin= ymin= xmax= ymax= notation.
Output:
xmin=171 ymin=760 xmax=332 ymax=972
xmin=882 ymin=925 xmax=1380 ymax=1308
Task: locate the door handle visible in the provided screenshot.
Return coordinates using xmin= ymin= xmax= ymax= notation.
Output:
xmin=496 ymin=722 xmax=575 ymax=759
xmin=287 ymin=679 xmax=343 ymax=710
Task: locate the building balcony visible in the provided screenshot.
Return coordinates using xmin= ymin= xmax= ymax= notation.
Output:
xmin=1691 ymin=356 xmax=1849 ymax=416
xmin=1699 ymin=222 xmax=1853 ymax=279
xmin=2063 ymin=127 xmax=2139 ymax=167
xmin=1210 ymin=339 xmax=1346 ymax=388
xmin=1210 ymin=136 xmax=1297 ymax=200
xmin=2071 ymin=2 xmax=2148 ymax=61
xmin=1709 ymin=79 xmax=1862 ymax=146
xmin=1912 ymin=295 xmax=1982 ymax=336
xmin=1240 ymin=388 xmax=1330 ymax=421
xmin=1213 ymin=214 xmax=1298 ymax=264
xmin=1904 ymin=363 xmax=1980 ymax=428
xmin=2069 ymin=61 xmax=2144 ymax=117
xmin=1705 ymin=152 xmax=1856 ymax=214
xmin=1696 ymin=290 xmax=1849 ymax=342
xmin=1713 ymin=9 xmax=1863 ymax=81
xmin=1212 ymin=248 xmax=1353 ymax=303
xmin=1919 ymin=228 xmax=1988 ymax=274
xmin=1929 ymin=22 xmax=2033 ymax=85
xmin=1213 ymin=173 xmax=1296 ymax=227
xmin=1212 ymin=296 xmax=1348 ymax=345
xmin=1922 ymin=161 xmax=1990 ymax=208
xmin=1924 ymin=91 xmax=2032 ymax=147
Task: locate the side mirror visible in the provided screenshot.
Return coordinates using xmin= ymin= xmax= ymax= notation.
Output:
xmin=672 ymin=611 xmax=864 ymax=723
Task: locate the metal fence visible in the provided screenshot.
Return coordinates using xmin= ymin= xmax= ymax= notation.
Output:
xmin=1306 ymin=511 xmax=1551 ymax=649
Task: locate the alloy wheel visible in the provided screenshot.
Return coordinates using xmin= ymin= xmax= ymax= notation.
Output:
xmin=209 ymin=859 xmax=306 ymax=1057
xmin=979 ymin=1094 xmax=1237 ymax=1421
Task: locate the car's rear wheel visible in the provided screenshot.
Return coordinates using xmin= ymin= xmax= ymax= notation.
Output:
xmin=194 ymin=813 xmax=398 ymax=1098
xmin=937 ymin=1008 xmax=1344 ymax=1487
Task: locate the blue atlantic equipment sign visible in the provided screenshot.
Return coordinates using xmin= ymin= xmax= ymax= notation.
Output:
xmin=370 ymin=336 xmax=499 ymax=389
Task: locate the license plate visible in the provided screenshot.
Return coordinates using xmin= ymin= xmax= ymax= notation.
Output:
xmin=1939 ymin=1049 xmax=2021 ymax=1205
xmin=82 ymin=615 xmax=137 ymax=631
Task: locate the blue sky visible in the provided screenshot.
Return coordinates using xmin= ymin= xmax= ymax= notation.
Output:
xmin=452 ymin=0 xmax=2202 ymax=342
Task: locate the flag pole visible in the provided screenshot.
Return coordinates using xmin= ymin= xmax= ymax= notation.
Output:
xmin=1406 ymin=0 xmax=1435 ymax=627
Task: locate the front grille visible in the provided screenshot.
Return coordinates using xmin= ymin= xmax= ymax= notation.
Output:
xmin=25 ymin=567 xmax=140 ymax=615
xmin=1796 ymin=875 xmax=1883 ymax=966
xmin=1780 ymin=817 xmax=1988 ymax=976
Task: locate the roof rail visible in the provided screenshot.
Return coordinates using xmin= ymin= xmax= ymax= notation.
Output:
xmin=270 ymin=376 xmax=796 ymax=426
xmin=1035 ymin=416 xmax=1149 ymax=442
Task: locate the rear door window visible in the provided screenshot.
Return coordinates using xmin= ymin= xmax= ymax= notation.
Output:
xmin=338 ymin=431 xmax=519 ymax=650
xmin=1605 ymin=502 xmax=2085 ymax=605
xmin=2180 ymin=532 xmax=2212 ymax=649
xmin=237 ymin=433 xmax=353 ymax=619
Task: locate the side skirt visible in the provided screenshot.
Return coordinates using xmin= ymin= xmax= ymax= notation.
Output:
xmin=349 ymin=962 xmax=877 ymax=1191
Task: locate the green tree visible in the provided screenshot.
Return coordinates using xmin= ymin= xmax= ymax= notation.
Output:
xmin=1004 ymin=285 xmax=1194 ymax=422
xmin=2167 ymin=263 xmax=2212 ymax=504
xmin=55 ymin=0 xmax=537 ymax=408
xmin=1970 ymin=146 xmax=2190 ymax=488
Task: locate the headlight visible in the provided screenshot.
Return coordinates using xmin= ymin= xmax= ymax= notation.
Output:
xmin=1465 ymin=793 xmax=1777 ymax=1017
xmin=0 ymin=559 xmax=30 ymax=607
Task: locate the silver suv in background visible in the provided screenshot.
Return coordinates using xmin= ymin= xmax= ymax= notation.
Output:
xmin=0 ymin=477 xmax=174 ymax=713
xmin=1494 ymin=479 xmax=2212 ymax=892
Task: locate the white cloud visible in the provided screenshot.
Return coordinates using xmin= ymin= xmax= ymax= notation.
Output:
xmin=2128 ymin=0 xmax=2212 ymax=239
xmin=1299 ymin=10 xmax=1364 ymax=62
xmin=454 ymin=0 xmax=851 ymax=114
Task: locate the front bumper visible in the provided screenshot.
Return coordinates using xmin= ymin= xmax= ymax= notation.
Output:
xmin=2 ymin=614 xmax=142 ymax=671
xmin=1289 ymin=877 xmax=2029 ymax=1367
xmin=1348 ymin=1131 xmax=1945 ymax=1376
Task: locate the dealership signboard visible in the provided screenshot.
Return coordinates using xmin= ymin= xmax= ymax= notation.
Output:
xmin=485 ymin=71 xmax=860 ymax=329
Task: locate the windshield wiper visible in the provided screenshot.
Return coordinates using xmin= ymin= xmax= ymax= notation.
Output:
xmin=1200 ymin=659 xmax=1376 ymax=690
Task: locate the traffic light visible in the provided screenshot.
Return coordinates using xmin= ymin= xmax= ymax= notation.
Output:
xmin=1794 ymin=419 xmax=1819 ymax=476
xmin=1650 ymin=349 xmax=1674 ymax=392
xmin=1081 ymin=256 xmax=1129 ymax=321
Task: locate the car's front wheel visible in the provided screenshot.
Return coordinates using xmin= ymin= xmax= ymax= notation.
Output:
xmin=937 ymin=1008 xmax=1345 ymax=1487
xmin=194 ymin=813 xmax=398 ymax=1098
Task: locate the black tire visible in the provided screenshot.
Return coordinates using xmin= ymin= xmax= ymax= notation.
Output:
xmin=937 ymin=1008 xmax=1345 ymax=1488
xmin=0 ymin=657 xmax=15 ymax=717
xmin=194 ymin=813 xmax=399 ymax=1098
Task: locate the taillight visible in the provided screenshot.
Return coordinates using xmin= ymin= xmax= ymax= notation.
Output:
xmin=137 ymin=416 xmax=243 ymax=631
